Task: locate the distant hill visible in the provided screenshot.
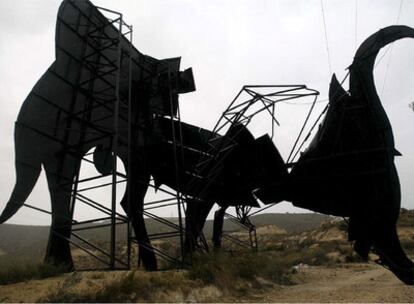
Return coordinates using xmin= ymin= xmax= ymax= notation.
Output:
xmin=203 ymin=213 xmax=331 ymax=237
xmin=251 ymin=213 xmax=332 ymax=233
xmin=0 ymin=210 xmax=413 ymax=302
xmin=0 ymin=224 xmax=49 ymax=259
xmin=0 ymin=213 xmax=329 ymax=262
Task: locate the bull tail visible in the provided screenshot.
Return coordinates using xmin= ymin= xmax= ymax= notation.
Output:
xmin=0 ymin=125 xmax=42 ymax=223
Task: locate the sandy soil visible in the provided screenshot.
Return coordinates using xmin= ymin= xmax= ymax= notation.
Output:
xmin=1 ymin=262 xmax=413 ymax=303
xmin=243 ymin=263 xmax=414 ymax=303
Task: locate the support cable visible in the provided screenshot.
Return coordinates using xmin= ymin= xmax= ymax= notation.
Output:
xmin=287 ymin=72 xmax=350 ymax=164
xmin=286 ymin=94 xmax=318 ymax=163
xmin=380 ymin=0 xmax=404 ymax=96
xmin=354 ymin=0 xmax=358 ymax=52
xmin=320 ymin=0 xmax=332 ymax=76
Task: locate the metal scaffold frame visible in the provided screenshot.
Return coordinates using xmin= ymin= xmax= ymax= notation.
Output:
xmin=221 ymin=206 xmax=258 ymax=251
xmin=59 ymin=2 xmax=190 ymax=270
xmin=197 ymin=85 xmax=319 ymax=252
xmin=20 ymin=2 xmax=135 ymax=270
xmin=61 ymin=3 xmax=133 ymax=270
xmin=19 ymin=2 xmax=320 ymax=270
xmin=135 ymin=109 xmax=188 ymax=268
xmin=20 ymin=1 xmax=190 ymax=270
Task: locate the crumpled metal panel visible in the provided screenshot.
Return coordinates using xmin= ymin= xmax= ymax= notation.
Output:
xmin=150 ymin=117 xmax=286 ymax=207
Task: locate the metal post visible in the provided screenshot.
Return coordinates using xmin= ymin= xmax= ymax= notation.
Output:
xmin=110 ymin=15 xmax=123 ymax=270
xmin=126 ymin=25 xmax=133 ymax=269
xmin=167 ymin=64 xmax=185 ymax=267
xmin=22 ymin=2 xmax=135 ymax=271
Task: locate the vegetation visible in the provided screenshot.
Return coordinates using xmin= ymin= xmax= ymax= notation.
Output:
xmin=398 ymin=208 xmax=414 ymax=227
xmin=188 ymin=251 xmax=294 ymax=287
xmin=43 ymin=271 xmax=201 ymax=303
xmin=250 ymin=213 xmax=332 ymax=233
xmin=0 ymin=262 xmax=66 ymax=285
xmin=1 ymin=210 xmax=412 ymax=302
xmin=43 ymin=252 xmax=295 ymax=303
xmin=43 ymin=240 xmax=359 ymax=303
xmin=0 ymin=213 xmax=329 ymax=261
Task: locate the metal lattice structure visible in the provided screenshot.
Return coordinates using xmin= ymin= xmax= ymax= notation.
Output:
xmin=199 ymin=85 xmax=319 ymax=251
xmin=26 ymin=2 xmax=134 ymax=270
xmin=53 ymin=2 xmax=190 ymax=270
xmin=64 ymin=4 xmax=133 ymax=270
xmin=4 ymin=0 xmax=191 ymax=271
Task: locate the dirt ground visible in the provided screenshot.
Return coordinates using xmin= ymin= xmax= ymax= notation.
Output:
xmin=244 ymin=263 xmax=414 ymax=303
xmin=0 ymin=262 xmax=413 ymax=303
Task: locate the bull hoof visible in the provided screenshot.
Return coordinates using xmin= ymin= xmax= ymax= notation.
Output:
xmin=58 ymin=262 xmax=75 ymax=273
xmin=44 ymin=251 xmax=74 ymax=273
xmin=373 ymin=236 xmax=414 ymax=285
xmin=44 ymin=258 xmax=74 ymax=273
xmin=143 ymin=262 xmax=158 ymax=272
xmin=139 ymin=250 xmax=158 ymax=271
xmin=374 ymin=246 xmax=414 ymax=285
xmin=353 ymin=239 xmax=371 ymax=261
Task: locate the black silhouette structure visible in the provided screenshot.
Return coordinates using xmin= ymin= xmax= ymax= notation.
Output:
xmin=180 ymin=84 xmax=318 ymax=252
xmin=0 ymin=0 xmax=413 ymax=285
xmin=256 ymin=26 xmax=414 ymax=284
xmin=0 ymin=0 xmax=195 ymax=271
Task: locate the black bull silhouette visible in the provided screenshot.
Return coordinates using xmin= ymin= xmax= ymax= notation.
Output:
xmin=0 ymin=0 xmax=413 ymax=285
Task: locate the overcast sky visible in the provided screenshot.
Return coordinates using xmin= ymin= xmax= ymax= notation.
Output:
xmin=0 ymin=0 xmax=413 ymax=226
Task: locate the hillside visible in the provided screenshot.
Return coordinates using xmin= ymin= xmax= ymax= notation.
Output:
xmin=251 ymin=213 xmax=331 ymax=233
xmin=0 ymin=212 xmax=329 ymax=264
xmin=0 ymin=210 xmax=413 ymax=302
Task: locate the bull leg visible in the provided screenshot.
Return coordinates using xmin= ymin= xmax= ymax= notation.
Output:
xmin=373 ymin=221 xmax=414 ymax=285
xmin=212 ymin=206 xmax=228 ymax=250
xmin=350 ymin=215 xmax=414 ymax=285
xmin=120 ymin=158 xmax=157 ymax=271
xmin=349 ymin=216 xmax=373 ymax=260
xmin=184 ymin=199 xmax=215 ymax=253
xmin=43 ymin=157 xmax=80 ymax=270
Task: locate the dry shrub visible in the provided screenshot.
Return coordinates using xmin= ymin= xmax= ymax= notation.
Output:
xmin=43 ymin=270 xmax=196 ymax=303
xmin=398 ymin=209 xmax=414 ymax=227
xmin=188 ymin=251 xmax=294 ymax=290
xmin=0 ymin=262 xmax=66 ymax=285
